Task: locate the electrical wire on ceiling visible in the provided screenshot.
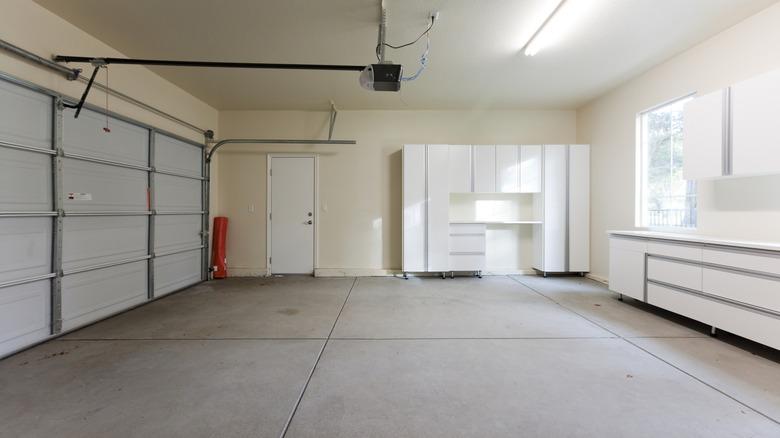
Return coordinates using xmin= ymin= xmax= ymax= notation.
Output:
xmin=375 ymin=14 xmax=436 ymax=82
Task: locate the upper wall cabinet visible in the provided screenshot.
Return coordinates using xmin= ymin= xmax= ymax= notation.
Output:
xmin=683 ymin=68 xmax=780 ymax=180
xmin=448 ymin=145 xmax=472 ymax=193
xmin=519 ymin=145 xmax=542 ymax=193
xmin=683 ymin=89 xmax=727 ymax=180
xmin=496 ymin=145 xmax=520 ymax=192
xmin=473 ymin=145 xmax=496 ymax=192
xmin=731 ymin=69 xmax=780 ymax=176
xmin=497 ymin=145 xmax=542 ymax=193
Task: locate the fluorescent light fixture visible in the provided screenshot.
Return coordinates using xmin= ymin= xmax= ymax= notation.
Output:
xmin=522 ymin=0 xmax=569 ymax=56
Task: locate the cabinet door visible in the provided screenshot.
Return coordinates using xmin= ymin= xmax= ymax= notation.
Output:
xmin=568 ymin=145 xmax=589 ymax=272
xmin=682 ymin=89 xmax=726 ymax=180
xmin=608 ymin=237 xmax=646 ymax=301
xmin=519 ymin=145 xmax=542 ymax=193
xmin=496 ymin=145 xmax=520 ymax=193
xmin=542 ymin=145 xmax=567 ymax=272
xmin=473 ymin=145 xmax=496 ymax=193
xmin=402 ymin=145 xmax=426 ymax=272
xmin=427 ymin=145 xmax=450 ymax=271
xmin=448 ymin=145 xmax=472 ymax=193
xmin=731 ymin=69 xmax=780 ymax=176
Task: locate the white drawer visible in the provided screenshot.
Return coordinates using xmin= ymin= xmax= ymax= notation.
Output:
xmin=703 ymin=248 xmax=780 ymax=277
xmin=609 ymin=236 xmax=647 ymax=252
xmin=647 ymin=241 xmax=702 ymax=261
xmin=647 ymin=257 xmax=702 ymax=291
xmin=449 ymin=253 xmax=485 ymax=271
xmin=703 ymin=268 xmax=780 ymax=313
xmin=449 ymin=223 xmax=486 ymax=235
xmin=647 ymin=283 xmax=780 ymax=351
xmin=449 ymin=234 xmax=486 ymax=253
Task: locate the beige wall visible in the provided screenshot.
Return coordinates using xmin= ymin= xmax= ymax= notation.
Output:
xmin=1 ymin=0 xmax=217 ymax=143
xmin=216 ymin=110 xmax=576 ymax=275
xmin=576 ymin=2 xmax=780 ymax=281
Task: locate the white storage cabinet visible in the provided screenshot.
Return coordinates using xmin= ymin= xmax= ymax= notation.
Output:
xmin=533 ymin=144 xmax=590 ymax=276
xmin=608 ymin=231 xmax=780 ymax=351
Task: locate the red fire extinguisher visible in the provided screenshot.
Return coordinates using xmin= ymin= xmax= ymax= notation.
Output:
xmin=212 ymin=217 xmax=228 ymax=279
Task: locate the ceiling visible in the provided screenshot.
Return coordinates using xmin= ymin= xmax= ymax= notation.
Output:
xmin=36 ymin=0 xmax=778 ymax=110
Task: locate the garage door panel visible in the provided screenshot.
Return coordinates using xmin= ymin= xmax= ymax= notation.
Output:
xmin=155 ymin=174 xmax=201 ymax=211
xmin=63 ymin=158 xmax=148 ymax=211
xmin=0 ymin=218 xmax=52 ymax=284
xmin=155 ymin=250 xmax=201 ymax=297
xmin=155 ymin=214 xmax=201 ymax=253
xmin=63 ymin=216 xmax=148 ymax=272
xmin=154 ymin=133 xmax=201 ymax=177
xmin=0 ymin=80 xmax=52 ymax=150
xmin=0 ymin=279 xmax=50 ymax=357
xmin=0 ymin=148 xmax=52 ymax=211
xmin=62 ymin=261 xmax=147 ymax=331
xmin=63 ymin=108 xmax=149 ymax=167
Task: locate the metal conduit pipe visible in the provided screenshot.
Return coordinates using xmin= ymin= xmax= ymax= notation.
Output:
xmin=0 ymin=38 xmax=210 ymax=136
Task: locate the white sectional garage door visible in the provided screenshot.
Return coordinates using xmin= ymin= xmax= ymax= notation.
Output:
xmin=0 ymin=77 xmax=205 ymax=357
xmin=152 ymin=132 xmax=205 ymax=297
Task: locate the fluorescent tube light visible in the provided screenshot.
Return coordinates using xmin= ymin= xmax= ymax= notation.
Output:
xmin=522 ymin=0 xmax=569 ymax=56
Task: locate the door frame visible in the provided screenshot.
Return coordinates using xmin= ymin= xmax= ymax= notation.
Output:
xmin=266 ymin=153 xmax=319 ymax=275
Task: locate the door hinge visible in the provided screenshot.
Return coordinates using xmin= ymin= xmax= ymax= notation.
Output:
xmin=269 ymin=257 xmax=272 ymax=264
xmin=270 ymin=169 xmax=272 ymax=176
xmin=269 ymin=212 xmax=272 ymax=220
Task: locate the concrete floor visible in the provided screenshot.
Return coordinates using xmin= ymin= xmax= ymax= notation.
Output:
xmin=1 ymin=275 xmax=779 ymax=437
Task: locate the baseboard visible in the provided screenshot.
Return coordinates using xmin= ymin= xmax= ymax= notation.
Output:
xmin=483 ymin=269 xmax=537 ymax=276
xmin=586 ymin=273 xmax=608 ymax=285
xmin=314 ymin=268 xmax=401 ymax=277
xmin=229 ymin=267 xmax=270 ymax=277
xmin=314 ymin=268 xmax=538 ymax=277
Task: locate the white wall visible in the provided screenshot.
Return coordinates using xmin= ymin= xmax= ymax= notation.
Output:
xmin=577 ymin=2 xmax=780 ymax=281
xmin=0 ymin=0 xmax=217 ymax=143
xmin=216 ymin=110 xmax=576 ymax=275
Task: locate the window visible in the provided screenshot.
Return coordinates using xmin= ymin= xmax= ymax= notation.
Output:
xmin=637 ymin=96 xmax=697 ymax=228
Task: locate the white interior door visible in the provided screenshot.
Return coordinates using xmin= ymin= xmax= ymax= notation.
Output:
xmin=269 ymin=156 xmax=315 ymax=274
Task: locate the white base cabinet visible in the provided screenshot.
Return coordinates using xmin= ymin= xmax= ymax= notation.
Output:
xmin=609 ymin=231 xmax=780 ymax=351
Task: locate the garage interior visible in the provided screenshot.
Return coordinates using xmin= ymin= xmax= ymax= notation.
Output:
xmin=1 ymin=1 xmax=780 ymax=437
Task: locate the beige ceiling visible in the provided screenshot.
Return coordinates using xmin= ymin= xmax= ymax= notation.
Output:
xmin=36 ymin=0 xmax=778 ymax=110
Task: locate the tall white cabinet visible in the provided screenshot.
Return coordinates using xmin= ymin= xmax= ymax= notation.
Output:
xmin=402 ymin=144 xmax=426 ymax=272
xmin=427 ymin=145 xmax=450 ymax=272
xmin=532 ymin=144 xmax=590 ymax=276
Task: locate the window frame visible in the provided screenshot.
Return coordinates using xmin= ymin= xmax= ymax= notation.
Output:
xmin=635 ymin=93 xmax=697 ymax=230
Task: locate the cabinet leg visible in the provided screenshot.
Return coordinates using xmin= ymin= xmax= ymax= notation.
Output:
xmin=477 ymin=270 xmax=482 ymax=279
xmin=403 ymin=272 xmax=408 ymax=280
xmin=543 ymin=272 xmax=548 ymax=278
xmin=710 ymin=326 xmax=718 ymax=337
xmin=618 ymin=293 xmax=623 ymax=302
xmin=450 ymin=271 xmax=455 ymax=279
xmin=441 ymin=272 xmax=446 ymax=279
xmin=580 ymin=272 xmax=586 ymax=277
